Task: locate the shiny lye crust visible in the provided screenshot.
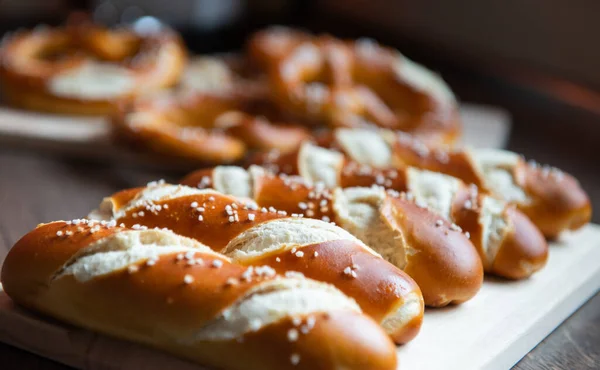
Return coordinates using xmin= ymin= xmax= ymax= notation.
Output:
xmin=248 ymin=140 xmax=550 ymax=280
xmin=0 ymin=21 xmax=187 ymax=115
xmin=89 ymin=183 xmax=425 ymax=344
xmin=247 ymin=26 xmax=461 ymax=145
xmin=323 ymin=128 xmax=591 ymax=239
xmin=112 ymin=76 xmax=311 ymax=163
xmin=2 ymin=221 xmax=397 ymax=370
xmin=182 ymin=166 xmax=483 ymax=307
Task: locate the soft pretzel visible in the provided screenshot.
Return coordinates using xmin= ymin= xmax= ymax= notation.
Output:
xmin=248 ymin=27 xmax=460 ymax=145
xmin=0 ymin=18 xmax=186 ymax=115
xmin=249 ymin=141 xmax=549 ymax=279
xmin=247 ymin=26 xmax=311 ymax=71
xmin=112 ymin=55 xmax=311 ymax=163
xmin=180 ymin=55 xmax=268 ymax=97
xmin=112 ymin=90 xmax=311 ymax=163
xmin=2 ymin=221 xmax=398 ymax=370
xmin=88 ymin=183 xmax=424 ymax=344
xmin=182 ymin=166 xmax=483 ymax=307
xmin=319 ymin=128 xmax=592 ymax=239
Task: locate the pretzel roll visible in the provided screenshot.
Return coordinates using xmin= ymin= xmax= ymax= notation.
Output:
xmin=473 ymin=149 xmax=591 ymax=239
xmin=90 ymin=183 xmax=425 ymax=343
xmin=322 ymin=128 xmax=591 ymax=238
xmin=182 ymin=166 xmax=483 ymax=307
xmin=223 ymin=218 xmax=424 ymax=343
xmin=0 ymin=21 xmax=186 ymax=115
xmin=249 ymin=141 xmax=549 ymax=279
xmin=257 ymin=27 xmax=460 ymax=144
xmin=2 ymin=221 xmax=397 ymax=370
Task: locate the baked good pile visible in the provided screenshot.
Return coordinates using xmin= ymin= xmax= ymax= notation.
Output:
xmin=0 ymin=19 xmax=592 ymax=370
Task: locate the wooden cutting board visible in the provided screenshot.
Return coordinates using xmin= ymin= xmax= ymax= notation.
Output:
xmin=0 ymin=225 xmax=598 ymax=370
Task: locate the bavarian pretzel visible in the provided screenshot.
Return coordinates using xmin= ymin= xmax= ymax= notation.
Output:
xmin=112 ymin=54 xmax=311 ymax=163
xmin=2 ymin=221 xmax=397 ymax=370
xmin=249 ymin=141 xmax=549 ymax=279
xmin=248 ymin=26 xmax=460 ymax=145
xmin=88 ymin=183 xmax=425 ymax=343
xmin=320 ymin=128 xmax=592 ymax=238
xmin=180 ymin=55 xmax=267 ymax=97
xmin=0 ymin=18 xmax=186 ymax=115
xmin=182 ymin=166 xmax=484 ymax=307
xmin=112 ymin=88 xmax=311 ymax=163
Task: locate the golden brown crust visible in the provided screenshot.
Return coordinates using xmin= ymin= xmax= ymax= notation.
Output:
xmin=516 ymin=162 xmax=592 ymax=239
xmin=252 ymin=172 xmax=336 ymax=221
xmin=188 ymin=312 xmax=398 ymax=370
xmin=384 ymin=132 xmax=591 ymax=237
xmin=382 ymin=197 xmax=483 ymax=306
xmin=245 ymin=240 xmax=424 ymax=344
xmin=105 ymin=190 xmax=282 ymax=251
xmin=1 ymin=221 xmax=120 ymax=303
xmin=491 ymin=207 xmax=548 ymax=279
xmin=389 ymin=133 xmax=483 ymax=186
xmin=0 ymin=23 xmax=186 ymax=115
xmin=451 ymin=186 xmax=549 ymax=279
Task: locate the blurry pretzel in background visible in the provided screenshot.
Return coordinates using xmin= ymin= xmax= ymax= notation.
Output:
xmin=113 ymin=56 xmax=311 ymax=163
xmin=248 ymin=27 xmax=461 ymax=146
xmin=0 ymin=14 xmax=186 ymax=115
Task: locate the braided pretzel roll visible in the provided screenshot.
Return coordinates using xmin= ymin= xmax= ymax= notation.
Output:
xmin=182 ymin=166 xmax=483 ymax=307
xmin=2 ymin=221 xmax=397 ymax=370
xmin=249 ymin=141 xmax=549 ymax=279
xmin=318 ymin=128 xmax=592 ymax=239
xmin=247 ymin=26 xmax=460 ymax=145
xmin=0 ymin=18 xmax=186 ymax=116
xmin=88 ymin=183 xmax=424 ymax=344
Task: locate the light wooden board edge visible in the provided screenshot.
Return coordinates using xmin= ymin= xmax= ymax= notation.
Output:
xmin=483 ymin=230 xmax=600 ymax=370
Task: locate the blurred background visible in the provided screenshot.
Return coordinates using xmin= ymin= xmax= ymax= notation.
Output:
xmin=0 ymin=0 xmax=598 ymax=220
